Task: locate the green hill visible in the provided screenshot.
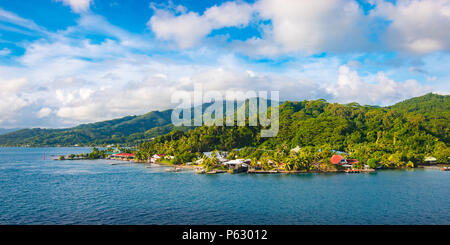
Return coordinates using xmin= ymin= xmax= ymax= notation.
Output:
xmin=0 ymin=94 xmax=448 ymax=154
xmin=0 ymin=109 xmax=175 ymax=146
xmin=136 ymin=93 xmax=449 ymax=167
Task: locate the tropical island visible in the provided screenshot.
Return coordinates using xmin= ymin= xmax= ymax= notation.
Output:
xmin=42 ymin=93 xmax=449 ymax=174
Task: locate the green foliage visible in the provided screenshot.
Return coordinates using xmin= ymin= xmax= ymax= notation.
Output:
xmin=367 ymin=158 xmax=378 ymax=169
xmin=87 ymin=147 xmax=106 ymax=159
xmin=135 ymin=94 xmax=449 ymax=168
xmin=2 ymin=94 xmax=448 ymax=169
xmin=202 ymin=156 xmax=219 ymax=172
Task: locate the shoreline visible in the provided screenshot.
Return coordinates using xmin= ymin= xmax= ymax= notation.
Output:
xmin=56 ymin=155 xmax=450 ymax=174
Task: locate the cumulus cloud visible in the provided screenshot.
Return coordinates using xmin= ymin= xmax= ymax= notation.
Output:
xmin=0 ymin=1 xmax=447 ymax=128
xmin=329 ymin=65 xmax=431 ymax=105
xmin=371 ymin=0 xmax=450 ymax=54
xmin=245 ymin=0 xmax=369 ymax=55
xmin=0 ymin=78 xmax=30 ymax=123
xmin=37 ymin=107 xmax=52 ymax=118
xmin=56 ymin=0 xmax=92 ymax=13
xmin=148 ymin=1 xmax=253 ymax=48
xmin=148 ymin=0 xmax=450 ymax=56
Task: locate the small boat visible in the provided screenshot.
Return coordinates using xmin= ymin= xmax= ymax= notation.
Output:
xmin=110 ymin=163 xmax=119 ymax=165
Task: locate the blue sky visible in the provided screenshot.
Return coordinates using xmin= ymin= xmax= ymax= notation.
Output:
xmin=0 ymin=0 xmax=449 ymax=128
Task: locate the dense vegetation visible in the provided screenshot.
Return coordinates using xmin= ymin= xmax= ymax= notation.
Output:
xmin=136 ymin=93 xmax=449 ymax=170
xmin=59 ymin=147 xmax=108 ymax=160
xmin=1 ymin=93 xmax=448 ymax=170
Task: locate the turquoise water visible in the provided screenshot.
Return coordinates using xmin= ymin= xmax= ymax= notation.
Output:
xmin=0 ymin=147 xmax=449 ymax=225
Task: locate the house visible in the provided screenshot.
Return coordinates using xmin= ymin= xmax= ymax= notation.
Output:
xmin=330 ymin=155 xmax=359 ymax=168
xmin=424 ymin=156 xmax=437 ymax=164
xmin=344 ymin=159 xmax=359 ymax=168
xmin=331 ymin=150 xmax=349 ymax=156
xmin=203 ymin=151 xmax=228 ymax=162
xmin=223 ymin=159 xmax=248 ymax=173
xmin=150 ymin=154 xmax=166 ymax=163
xmin=111 ymin=153 xmax=135 ymax=160
xmin=331 ymin=155 xmax=347 ymax=165
xmin=223 ymin=159 xmax=244 ymax=168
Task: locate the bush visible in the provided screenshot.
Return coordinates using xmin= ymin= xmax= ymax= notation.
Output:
xmin=367 ymin=158 xmax=378 ymax=169
xmin=406 ymin=161 xmax=415 ymax=168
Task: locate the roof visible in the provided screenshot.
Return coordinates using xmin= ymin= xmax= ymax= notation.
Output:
xmin=114 ymin=153 xmax=135 ymax=157
xmin=224 ymin=159 xmax=244 ymax=165
xmin=331 ymin=155 xmax=345 ymax=164
xmin=331 ymin=150 xmax=349 ymax=156
xmin=203 ymin=151 xmax=227 ymax=158
xmin=424 ymin=156 xmax=437 ymax=161
xmin=346 ymin=159 xmax=359 ymax=164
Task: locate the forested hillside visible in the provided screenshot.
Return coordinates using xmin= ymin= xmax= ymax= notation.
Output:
xmin=136 ymin=93 xmax=449 ymax=168
xmin=0 ymin=110 xmax=175 ymax=146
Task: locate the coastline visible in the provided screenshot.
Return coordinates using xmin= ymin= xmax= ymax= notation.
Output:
xmin=52 ymin=148 xmax=450 ymax=175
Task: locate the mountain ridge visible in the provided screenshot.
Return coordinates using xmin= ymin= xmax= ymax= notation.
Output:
xmin=0 ymin=93 xmax=448 ymax=146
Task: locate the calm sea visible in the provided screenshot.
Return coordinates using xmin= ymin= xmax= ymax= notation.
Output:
xmin=0 ymin=147 xmax=448 ymax=225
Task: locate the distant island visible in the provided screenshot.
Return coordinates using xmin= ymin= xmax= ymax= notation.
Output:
xmin=47 ymin=93 xmax=449 ymax=173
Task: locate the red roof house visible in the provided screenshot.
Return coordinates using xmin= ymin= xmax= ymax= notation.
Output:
xmin=330 ymin=155 xmax=346 ymax=165
xmin=114 ymin=153 xmax=135 ymax=158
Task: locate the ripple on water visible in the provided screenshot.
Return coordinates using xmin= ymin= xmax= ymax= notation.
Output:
xmin=0 ymin=148 xmax=449 ymax=224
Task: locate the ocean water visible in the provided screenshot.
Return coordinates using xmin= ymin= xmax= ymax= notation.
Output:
xmin=0 ymin=147 xmax=449 ymax=225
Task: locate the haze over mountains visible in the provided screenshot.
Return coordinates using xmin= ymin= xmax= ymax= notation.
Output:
xmin=0 ymin=128 xmax=21 ymax=135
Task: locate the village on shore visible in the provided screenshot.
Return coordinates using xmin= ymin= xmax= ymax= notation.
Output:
xmin=56 ymin=146 xmax=450 ymax=174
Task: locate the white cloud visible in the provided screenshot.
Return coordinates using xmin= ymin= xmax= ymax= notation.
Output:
xmin=250 ymin=0 xmax=369 ymax=55
xmin=329 ymin=65 xmax=431 ymax=105
xmin=0 ymin=7 xmax=47 ymax=34
xmin=148 ymin=1 xmax=253 ymax=48
xmin=0 ymin=78 xmax=30 ymax=123
xmin=0 ymin=2 xmax=446 ymax=128
xmin=371 ymin=0 xmax=450 ymax=54
xmin=37 ymin=107 xmax=52 ymax=118
xmin=56 ymin=0 xmax=92 ymax=13
xmin=0 ymin=48 xmax=11 ymax=56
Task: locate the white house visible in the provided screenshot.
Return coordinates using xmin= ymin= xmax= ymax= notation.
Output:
xmin=150 ymin=154 xmax=166 ymax=163
xmin=203 ymin=151 xmax=228 ymax=163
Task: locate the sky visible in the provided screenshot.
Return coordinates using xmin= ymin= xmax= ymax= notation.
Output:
xmin=0 ymin=0 xmax=449 ymax=128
